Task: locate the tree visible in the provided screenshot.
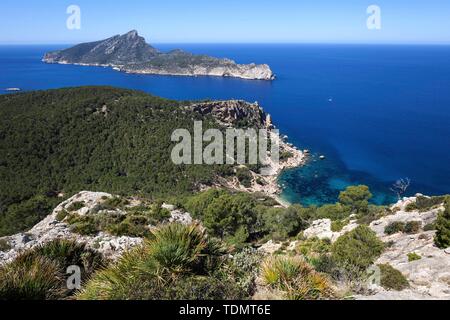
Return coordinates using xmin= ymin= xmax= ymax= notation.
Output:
xmin=390 ymin=178 xmax=411 ymax=200
xmin=338 ymin=185 xmax=372 ymax=214
xmin=435 ymin=198 xmax=450 ymax=249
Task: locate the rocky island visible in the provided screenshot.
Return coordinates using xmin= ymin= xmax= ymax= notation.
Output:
xmin=43 ymin=30 xmax=275 ymax=80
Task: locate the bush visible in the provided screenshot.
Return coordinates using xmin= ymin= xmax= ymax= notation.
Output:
xmin=78 ymin=223 xmax=245 ymax=300
xmin=100 ymin=197 xmax=130 ymax=210
xmin=55 ymin=210 xmax=69 ymax=222
xmin=0 ymin=240 xmax=104 ymax=300
xmin=407 ymin=252 xmax=421 ymax=262
xmin=67 ymin=201 xmax=85 ymax=212
xmin=331 ymin=220 xmax=346 ymax=232
xmin=423 ymin=223 xmax=436 ymax=231
xmin=378 ymin=264 xmax=409 ymax=291
xmin=331 ymin=225 xmax=384 ymax=271
xmin=296 ymin=238 xmax=331 ymax=257
xmin=0 ymin=256 xmax=63 ymax=300
xmin=261 ymin=206 xmax=308 ymax=241
xmin=66 ymin=214 xmax=99 ymax=236
xmin=0 ymin=239 xmax=11 ymax=252
xmin=416 ymin=196 xmax=447 ymax=212
xmin=314 ymin=203 xmax=350 ymax=221
xmin=260 ymin=255 xmax=333 ymax=300
xmin=404 ymin=221 xmax=421 ymax=234
xmin=236 ymin=167 xmax=253 ymax=188
xmin=384 ymin=221 xmax=405 ymax=235
xmin=405 ymin=202 xmax=418 ymax=212
xmin=435 ymin=199 xmax=450 ymax=249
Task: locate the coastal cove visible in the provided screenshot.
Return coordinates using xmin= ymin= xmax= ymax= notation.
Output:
xmin=1 ymin=44 xmax=450 ymax=205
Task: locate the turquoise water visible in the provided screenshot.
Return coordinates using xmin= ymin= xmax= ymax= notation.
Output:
xmin=1 ymin=44 xmax=449 ymax=205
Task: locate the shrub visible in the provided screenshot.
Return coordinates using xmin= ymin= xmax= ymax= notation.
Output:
xmin=0 ymin=240 xmax=104 ymax=300
xmin=0 ymin=256 xmax=63 ymax=300
xmin=260 ymin=255 xmax=333 ymax=300
xmin=416 ymin=196 xmax=447 ymax=212
xmin=66 ymin=214 xmax=99 ymax=236
xmin=236 ymin=167 xmax=253 ymax=188
xmin=101 ymin=197 xmax=130 ymax=210
xmin=405 ymin=202 xmax=418 ymax=212
xmin=435 ymin=199 xmax=450 ymax=249
xmin=106 ymin=215 xmax=150 ymax=238
xmin=67 ymin=201 xmax=85 ymax=212
xmin=296 ymin=238 xmax=331 ymax=257
xmin=315 ymin=203 xmax=350 ymax=221
xmin=331 ymin=220 xmax=346 ymax=232
xmin=0 ymin=239 xmax=11 ymax=252
xmin=423 ymin=223 xmax=436 ymax=231
xmin=55 ymin=210 xmax=69 ymax=222
xmin=78 ymin=224 xmax=244 ymax=300
xmin=261 ymin=206 xmax=308 ymax=241
xmin=407 ymin=252 xmax=421 ymax=262
xmin=331 ymin=225 xmax=384 ymax=271
xmin=384 ymin=221 xmax=405 ymax=235
xmin=378 ymin=264 xmax=409 ymax=291
xmin=404 ymin=221 xmax=421 ymax=234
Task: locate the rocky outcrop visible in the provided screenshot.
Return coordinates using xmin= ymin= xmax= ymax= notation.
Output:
xmin=362 ymin=198 xmax=449 ymax=300
xmin=188 ymin=100 xmax=269 ymax=128
xmin=300 ymin=196 xmax=450 ymax=299
xmin=0 ymin=191 xmax=193 ymax=265
xmin=43 ymin=30 xmax=274 ymax=81
xmin=303 ymin=218 xmax=359 ymax=242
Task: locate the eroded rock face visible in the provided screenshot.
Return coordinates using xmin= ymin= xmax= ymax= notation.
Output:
xmin=301 ymin=196 xmax=449 ymax=299
xmin=364 ymin=199 xmax=449 ymax=300
xmin=188 ymin=100 xmax=268 ymax=128
xmin=303 ymin=219 xmax=358 ymax=242
xmin=0 ymin=191 xmax=193 ymax=265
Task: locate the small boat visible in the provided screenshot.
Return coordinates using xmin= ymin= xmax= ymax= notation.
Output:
xmin=319 ymin=155 xmax=326 ymax=160
xmin=5 ymin=88 xmax=21 ymax=92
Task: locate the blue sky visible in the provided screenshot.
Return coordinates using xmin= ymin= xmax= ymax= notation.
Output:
xmin=1 ymin=0 xmax=450 ymax=44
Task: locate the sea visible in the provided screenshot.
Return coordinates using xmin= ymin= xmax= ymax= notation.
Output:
xmin=1 ymin=44 xmax=449 ymax=206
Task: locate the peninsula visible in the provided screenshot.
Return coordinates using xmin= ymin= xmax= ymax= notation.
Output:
xmin=43 ymin=30 xmax=275 ymax=80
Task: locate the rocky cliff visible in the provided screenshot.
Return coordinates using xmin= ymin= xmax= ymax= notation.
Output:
xmin=43 ymin=30 xmax=274 ymax=80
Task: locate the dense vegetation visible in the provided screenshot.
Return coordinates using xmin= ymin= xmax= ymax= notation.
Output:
xmin=0 ymin=87 xmax=233 ymax=236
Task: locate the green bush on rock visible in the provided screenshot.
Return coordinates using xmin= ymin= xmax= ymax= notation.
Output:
xmin=435 ymin=199 xmax=450 ymax=249
xmin=331 ymin=225 xmax=384 ymax=271
xmin=378 ymin=264 xmax=409 ymax=291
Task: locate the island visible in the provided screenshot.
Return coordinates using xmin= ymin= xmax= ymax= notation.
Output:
xmin=43 ymin=30 xmax=275 ymax=80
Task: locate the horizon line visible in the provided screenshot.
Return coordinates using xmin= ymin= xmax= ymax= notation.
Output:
xmin=1 ymin=41 xmax=450 ymax=46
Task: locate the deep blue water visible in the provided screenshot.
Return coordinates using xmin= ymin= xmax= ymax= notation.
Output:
xmin=1 ymin=44 xmax=449 ymax=205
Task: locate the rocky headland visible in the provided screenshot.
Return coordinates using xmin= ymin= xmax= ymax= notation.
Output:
xmin=43 ymin=30 xmax=274 ymax=81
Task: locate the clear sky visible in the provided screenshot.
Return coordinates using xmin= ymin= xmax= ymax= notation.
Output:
xmin=1 ymin=0 xmax=450 ymax=44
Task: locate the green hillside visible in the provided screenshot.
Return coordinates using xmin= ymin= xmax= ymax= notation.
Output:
xmin=0 ymin=87 xmax=230 ymax=236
